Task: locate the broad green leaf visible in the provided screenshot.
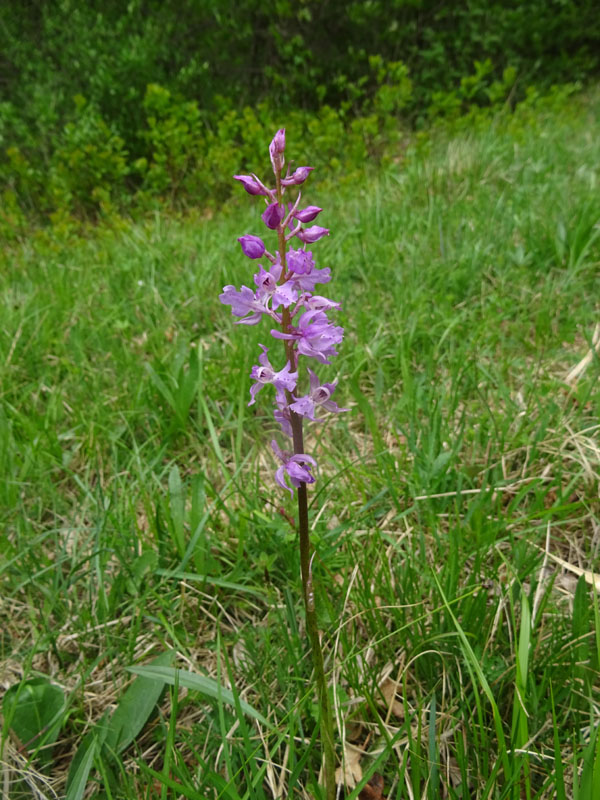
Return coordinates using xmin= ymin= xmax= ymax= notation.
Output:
xmin=3 ymin=677 xmax=65 ymax=754
xmin=127 ymin=665 xmax=270 ymax=728
xmin=66 ymin=651 xmax=173 ymax=799
xmin=104 ymin=650 xmax=174 ymax=754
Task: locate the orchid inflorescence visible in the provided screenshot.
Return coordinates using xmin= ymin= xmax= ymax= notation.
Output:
xmin=220 ymin=128 xmax=346 ymax=496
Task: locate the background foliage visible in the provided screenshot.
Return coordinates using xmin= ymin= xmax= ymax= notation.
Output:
xmin=1 ymin=89 xmax=599 ymax=798
xmin=1 ymin=0 xmax=599 ymax=226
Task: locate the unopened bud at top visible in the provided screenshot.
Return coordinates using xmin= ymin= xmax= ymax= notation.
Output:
xmin=269 ymin=128 xmax=286 ymax=173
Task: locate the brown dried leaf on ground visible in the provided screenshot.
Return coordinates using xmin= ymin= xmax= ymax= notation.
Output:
xmin=378 ymin=674 xmax=404 ymax=719
xmin=359 ymin=773 xmax=386 ymax=800
xmin=335 ymin=742 xmax=363 ymax=788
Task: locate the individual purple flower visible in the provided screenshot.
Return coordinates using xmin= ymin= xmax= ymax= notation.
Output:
xmin=293 ymin=205 xmax=322 ymax=223
xmin=248 ymin=345 xmax=298 ymax=406
xmin=271 ymin=440 xmax=317 ymax=498
xmin=234 ymin=174 xmax=270 ymax=196
xmin=262 ymin=202 xmax=284 ymax=230
xmin=238 ymin=234 xmax=266 ymax=259
xmin=292 ymin=265 xmax=331 ymax=292
xmin=254 ymin=265 xmax=297 ymax=309
xmin=269 ymin=129 xmax=286 ymax=173
xmin=282 ymin=249 xmax=332 ymax=292
xmin=219 ymin=285 xmax=269 ymax=325
xmin=287 ymin=248 xmax=314 ymax=275
xmin=290 ymin=368 xmax=348 ymax=420
xmin=304 ymin=295 xmax=341 ymax=313
xmin=271 ymin=309 xmax=344 ymax=364
xmin=281 ymin=167 xmax=314 ymax=186
xmin=296 ymin=226 xmax=330 ymax=244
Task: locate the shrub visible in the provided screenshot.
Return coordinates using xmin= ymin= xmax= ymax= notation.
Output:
xmin=48 ymin=97 xmax=129 ymax=218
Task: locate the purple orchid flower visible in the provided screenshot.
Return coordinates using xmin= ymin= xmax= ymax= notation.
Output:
xmin=248 ymin=345 xmax=297 ymax=406
xmin=292 ymin=265 xmax=331 ymax=293
xmin=271 ymin=440 xmax=317 ymax=497
xmin=287 ymin=248 xmax=314 ymax=275
xmin=303 ymin=295 xmax=342 ymax=313
xmin=254 ymin=264 xmax=297 ymax=309
xmin=223 ymin=129 xmax=347 ymax=495
xmin=219 ymin=285 xmax=270 ymax=325
xmin=270 ymin=308 xmax=344 ymax=364
xmin=290 ymin=368 xmax=348 ymax=420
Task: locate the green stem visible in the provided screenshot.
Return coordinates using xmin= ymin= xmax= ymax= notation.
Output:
xmin=275 ymin=170 xmax=336 ymax=800
xmin=296 ymin=479 xmax=336 ymax=800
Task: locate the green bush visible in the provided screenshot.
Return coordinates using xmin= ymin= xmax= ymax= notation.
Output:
xmin=139 ymin=84 xmax=204 ymax=202
xmin=0 ymin=0 xmax=598 ymax=225
xmin=48 ymin=97 xmax=129 ymax=217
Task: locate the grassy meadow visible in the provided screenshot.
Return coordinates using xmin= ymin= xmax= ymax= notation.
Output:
xmin=1 ymin=89 xmax=599 ymax=799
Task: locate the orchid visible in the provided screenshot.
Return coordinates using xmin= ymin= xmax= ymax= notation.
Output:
xmin=220 ymin=130 xmax=344 ymax=798
xmin=270 ymin=308 xmax=344 ymax=364
xmin=271 ymin=440 xmax=317 ymax=497
xmin=220 ymin=128 xmax=345 ymax=492
xmin=218 ymin=284 xmax=269 ymax=325
xmin=248 ymin=345 xmax=297 ymax=405
xmin=254 ymin=264 xmax=297 ymax=309
xmin=289 ymin=368 xmax=348 ymax=420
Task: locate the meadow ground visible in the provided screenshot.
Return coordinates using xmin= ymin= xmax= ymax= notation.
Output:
xmin=1 ymin=89 xmax=599 ymax=799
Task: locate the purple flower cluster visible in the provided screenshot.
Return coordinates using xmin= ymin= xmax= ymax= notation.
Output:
xmin=220 ymin=129 xmax=347 ymax=496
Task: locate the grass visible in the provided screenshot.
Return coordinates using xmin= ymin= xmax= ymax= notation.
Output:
xmin=1 ymin=88 xmax=599 ymax=799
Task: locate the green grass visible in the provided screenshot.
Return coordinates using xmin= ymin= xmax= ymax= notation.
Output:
xmin=1 ymin=88 xmax=599 ymax=799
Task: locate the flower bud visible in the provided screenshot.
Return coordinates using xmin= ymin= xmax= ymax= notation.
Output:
xmin=238 ymin=234 xmax=266 ymax=259
xmin=296 ymin=225 xmax=330 ymax=244
xmin=281 ymin=166 xmax=314 ymax=187
xmin=234 ymin=175 xmax=269 ymax=196
xmin=269 ymin=128 xmax=286 ymax=173
xmin=294 ymin=205 xmax=322 ymax=223
xmin=262 ymin=202 xmax=284 ymax=230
